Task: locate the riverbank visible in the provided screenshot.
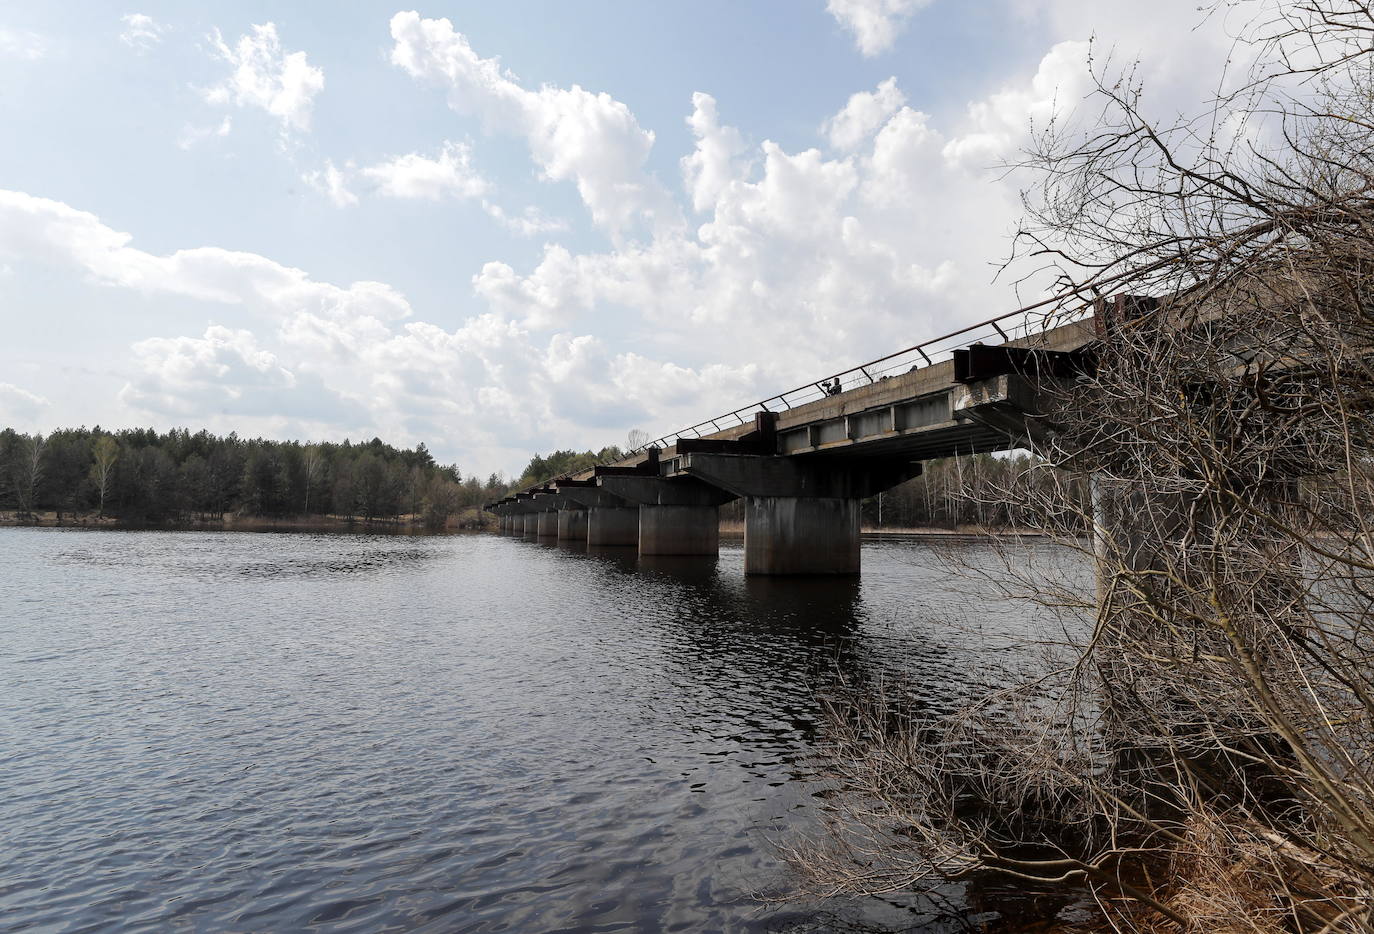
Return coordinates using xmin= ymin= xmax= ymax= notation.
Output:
xmin=717 ymin=519 xmax=1052 ymax=541
xmin=0 ymin=508 xmax=490 ymax=533
xmin=5 ymin=511 xmax=1057 ymax=541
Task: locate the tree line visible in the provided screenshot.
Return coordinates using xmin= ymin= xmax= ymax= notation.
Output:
xmin=512 ymin=446 xmax=624 ymax=490
xmin=864 ymin=452 xmax=1088 ymax=530
xmin=0 ymin=427 xmax=510 ymax=528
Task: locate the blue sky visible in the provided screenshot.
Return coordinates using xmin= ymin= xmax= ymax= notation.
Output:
xmin=0 ymin=1 xmax=1244 ymax=476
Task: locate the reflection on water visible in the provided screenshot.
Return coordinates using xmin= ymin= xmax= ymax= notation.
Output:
xmin=0 ymin=527 xmax=1088 ymax=933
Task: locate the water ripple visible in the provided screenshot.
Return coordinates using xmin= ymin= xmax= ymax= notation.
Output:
xmin=0 ymin=527 xmax=1088 ymax=932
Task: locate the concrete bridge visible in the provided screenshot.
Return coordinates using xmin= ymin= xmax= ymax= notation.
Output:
xmin=489 ymin=298 xmax=1117 ymax=575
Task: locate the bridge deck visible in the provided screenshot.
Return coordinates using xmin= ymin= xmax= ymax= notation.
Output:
xmin=559 ymin=315 xmax=1096 ymax=484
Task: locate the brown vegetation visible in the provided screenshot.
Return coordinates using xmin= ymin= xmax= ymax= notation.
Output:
xmin=785 ymin=3 xmax=1374 ymax=929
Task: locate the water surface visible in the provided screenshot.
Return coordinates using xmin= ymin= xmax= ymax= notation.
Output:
xmin=0 ymin=528 xmax=1085 ymax=932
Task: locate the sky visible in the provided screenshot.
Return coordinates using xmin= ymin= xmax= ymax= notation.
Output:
xmin=0 ymin=0 xmax=1257 ymax=478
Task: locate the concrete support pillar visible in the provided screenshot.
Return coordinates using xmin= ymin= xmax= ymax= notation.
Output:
xmin=537 ymin=511 xmax=558 ymax=538
xmin=523 ymin=514 xmax=539 ymax=540
xmin=586 ymin=506 xmax=639 ymax=547
xmin=557 ymin=508 xmax=588 ymax=541
xmin=745 ymin=496 xmax=860 ymax=575
xmin=597 ymin=474 xmax=734 ymax=558
xmin=639 ymin=504 xmax=720 ymax=556
xmin=672 ymin=451 xmax=920 ymax=576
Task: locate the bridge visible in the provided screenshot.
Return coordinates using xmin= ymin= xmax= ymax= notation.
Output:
xmin=487 ymin=296 xmax=1127 ymax=575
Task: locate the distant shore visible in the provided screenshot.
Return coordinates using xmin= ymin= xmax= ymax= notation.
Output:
xmin=0 ymin=509 xmax=488 ymax=534
xmin=3 ymin=511 xmax=1055 ymax=541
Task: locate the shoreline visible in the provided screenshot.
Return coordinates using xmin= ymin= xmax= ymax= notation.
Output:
xmin=0 ymin=511 xmax=483 ymax=534
xmin=3 ymin=512 xmax=1055 ymax=541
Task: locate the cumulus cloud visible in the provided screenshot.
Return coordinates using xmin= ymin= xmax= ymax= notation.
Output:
xmin=0 ymin=26 xmax=45 ymax=61
xmin=0 ymin=190 xmax=411 ymax=322
xmin=826 ymin=0 xmax=932 ymax=57
xmin=824 ymin=77 xmax=906 ymax=150
xmin=361 ymin=140 xmax=488 ymax=201
xmin=206 ymin=22 xmax=324 ymax=134
xmin=121 ymin=326 xmax=295 ymax=415
xmin=0 ymin=188 xmax=750 ymax=473
xmin=119 ymin=13 xmax=166 ymax=52
xmin=681 ymin=93 xmax=748 ymax=213
xmin=307 ymin=143 xmax=565 ymax=235
xmin=388 ymin=11 xmax=677 ymax=237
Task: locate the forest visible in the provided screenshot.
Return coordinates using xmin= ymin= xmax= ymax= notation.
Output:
xmin=0 ymin=426 xmax=507 ymax=528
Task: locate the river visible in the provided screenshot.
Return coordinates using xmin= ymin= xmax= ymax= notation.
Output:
xmin=0 ymin=527 xmax=1089 ymax=932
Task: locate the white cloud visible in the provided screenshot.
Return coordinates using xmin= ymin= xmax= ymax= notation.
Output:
xmin=0 ymin=188 xmax=748 ymax=474
xmin=824 ymin=77 xmax=906 ymax=150
xmin=389 ymin=11 xmax=677 ymax=237
xmin=0 ymin=27 xmax=45 ymax=61
xmin=304 ymin=159 xmax=359 ymax=207
xmin=681 ymin=92 xmax=748 ymax=213
xmin=121 ymin=326 xmax=297 ymax=416
xmin=119 ymin=13 xmax=166 ymax=52
xmin=206 ymin=23 xmax=324 ymax=134
xmin=481 ymin=202 xmax=568 ymax=236
xmin=0 ymin=191 xmax=411 ymax=322
xmin=361 ymin=141 xmax=488 ymax=201
xmin=825 ymin=0 xmax=932 ymax=57
xmin=176 ymin=115 xmax=233 ymax=151
xmin=0 ymin=382 xmax=50 ymax=422
xmin=942 ymin=39 xmax=1092 ymax=169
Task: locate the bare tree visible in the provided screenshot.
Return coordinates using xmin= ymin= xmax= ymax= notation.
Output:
xmin=12 ymin=433 xmax=45 ymax=520
xmin=302 ymin=444 xmax=322 ymax=515
xmin=786 ymin=3 xmax=1374 ymax=929
xmin=91 ymin=435 xmax=118 ymax=518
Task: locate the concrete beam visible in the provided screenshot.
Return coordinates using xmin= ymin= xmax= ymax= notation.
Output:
xmin=951 ymin=373 xmax=1048 ymax=449
xmin=597 ymin=475 xmax=736 ymax=507
xmin=555 ymin=483 xmax=628 ymax=510
xmin=677 ymin=453 xmax=920 ymax=500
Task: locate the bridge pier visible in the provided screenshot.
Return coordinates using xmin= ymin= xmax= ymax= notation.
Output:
xmin=597 ymin=475 xmax=734 ymax=557
xmin=745 ymin=496 xmax=861 ymax=575
xmin=557 ymin=508 xmax=588 ymax=541
xmin=556 ymin=483 xmax=639 ymax=547
xmin=677 ymin=452 xmax=919 ymax=575
xmin=587 ymin=507 xmax=638 ymax=546
xmin=536 ymin=510 xmax=558 ymax=539
xmin=522 ymin=513 xmax=539 ymax=539
xmin=639 ymin=505 xmax=720 ymax=556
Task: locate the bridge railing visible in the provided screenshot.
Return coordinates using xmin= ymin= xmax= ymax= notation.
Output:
xmin=625 ymin=298 xmax=1094 ymax=454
